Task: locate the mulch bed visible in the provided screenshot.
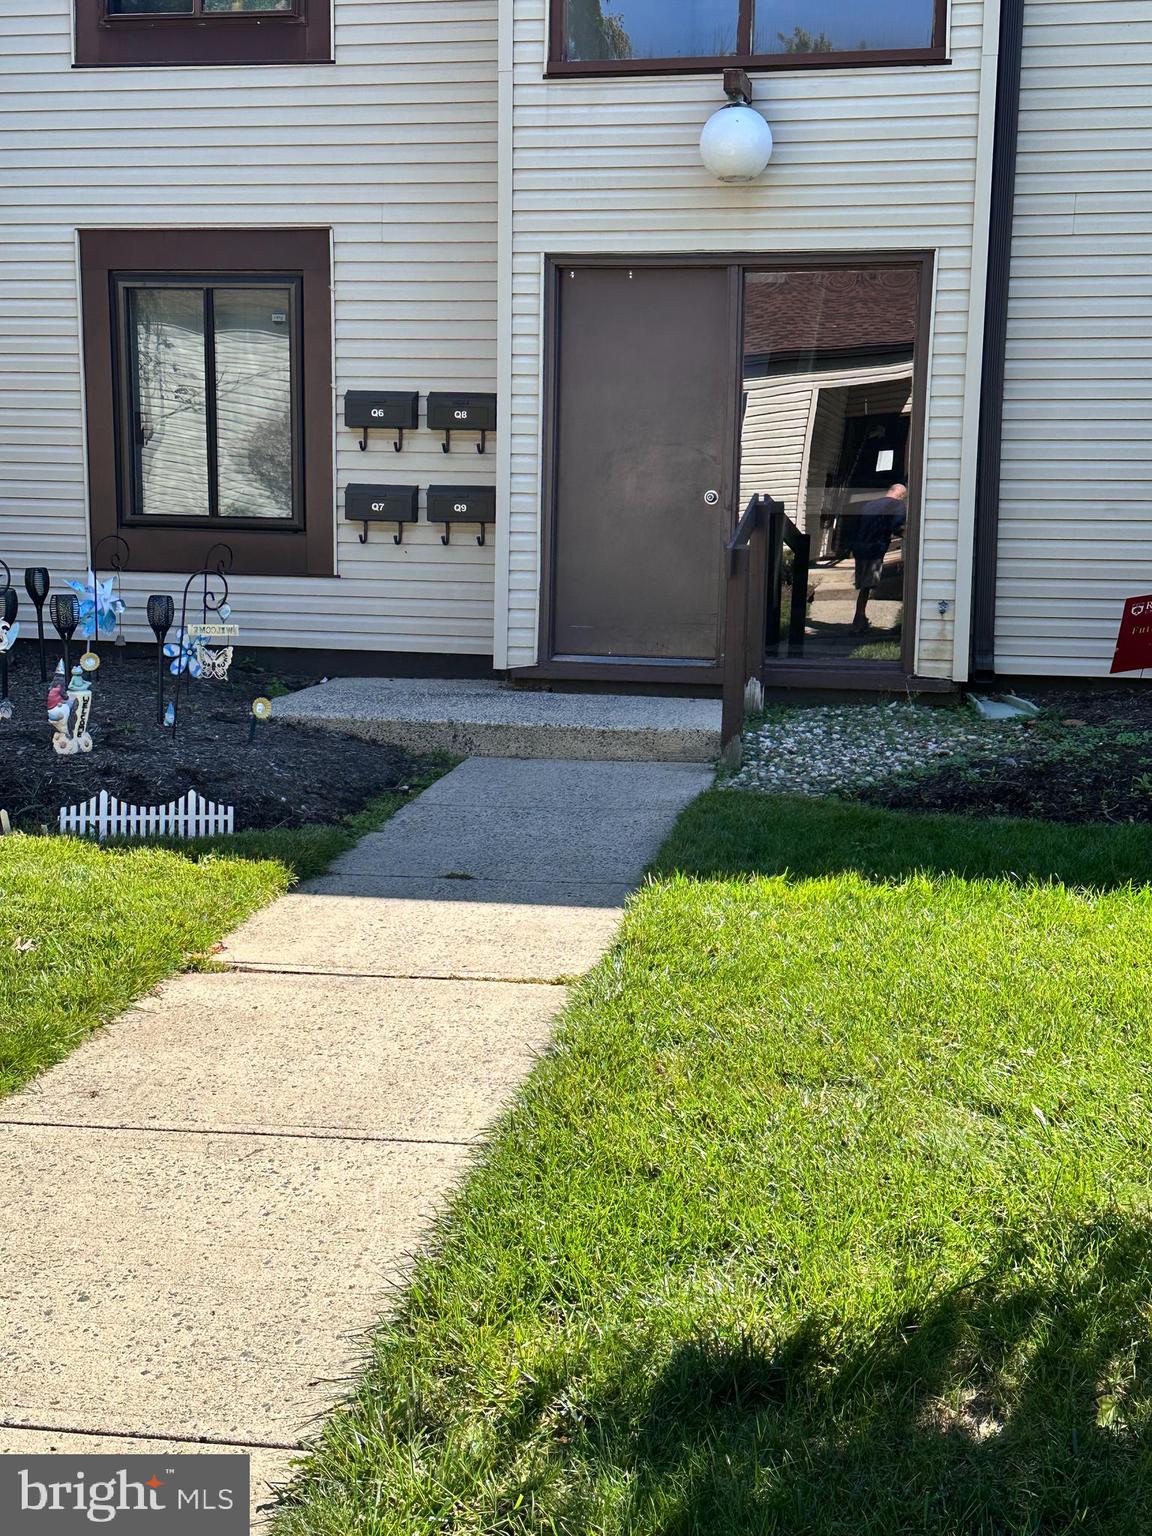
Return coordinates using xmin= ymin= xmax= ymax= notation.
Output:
xmin=0 ymin=648 xmax=416 ymax=831
xmin=859 ymin=684 xmax=1152 ymax=824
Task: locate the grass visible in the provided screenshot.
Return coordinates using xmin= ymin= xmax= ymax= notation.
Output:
xmin=275 ymin=791 xmax=1152 ymax=1536
xmin=0 ymin=757 xmax=453 ymax=1098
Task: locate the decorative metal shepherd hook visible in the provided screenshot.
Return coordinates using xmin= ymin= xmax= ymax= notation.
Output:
xmin=170 ymin=544 xmax=233 ymax=740
xmin=89 ymin=534 xmax=131 ymax=666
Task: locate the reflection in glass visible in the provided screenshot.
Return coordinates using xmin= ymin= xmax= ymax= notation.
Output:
xmin=201 ymin=0 xmax=294 ymax=12
xmin=754 ymin=0 xmax=935 ymax=53
xmin=739 ymin=268 xmax=919 ymax=666
xmin=214 ymin=288 xmax=294 ymax=519
xmin=108 ymin=0 xmax=195 ymax=11
xmin=564 ymin=0 xmax=739 ymax=61
xmin=128 ymin=288 xmax=210 ymax=519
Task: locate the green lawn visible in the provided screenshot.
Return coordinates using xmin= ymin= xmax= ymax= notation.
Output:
xmin=0 ymin=765 xmax=450 ymax=1098
xmin=275 ymin=792 xmax=1152 ymax=1536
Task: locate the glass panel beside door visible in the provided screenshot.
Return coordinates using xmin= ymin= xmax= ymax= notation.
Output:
xmin=740 ymin=265 xmax=921 ymax=667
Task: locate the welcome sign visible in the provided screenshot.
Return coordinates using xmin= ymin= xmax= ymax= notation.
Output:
xmin=1111 ymin=594 xmax=1152 ymax=675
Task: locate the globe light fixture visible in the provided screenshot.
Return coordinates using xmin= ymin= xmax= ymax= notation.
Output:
xmin=700 ymin=69 xmax=773 ymax=184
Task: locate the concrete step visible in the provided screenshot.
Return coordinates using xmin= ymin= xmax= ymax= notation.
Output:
xmin=273 ymin=678 xmax=721 ymax=762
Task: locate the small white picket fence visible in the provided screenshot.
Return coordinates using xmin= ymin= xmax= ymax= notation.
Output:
xmin=59 ymin=788 xmax=234 ymax=841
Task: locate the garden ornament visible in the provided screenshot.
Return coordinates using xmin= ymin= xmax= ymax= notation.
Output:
xmin=0 ymin=587 xmax=18 ymax=720
xmin=47 ymin=660 xmax=93 ymax=756
xmin=65 ymin=570 xmax=125 ymax=644
xmin=249 ymin=695 xmax=272 ymax=744
xmin=163 ymin=628 xmax=203 ymax=679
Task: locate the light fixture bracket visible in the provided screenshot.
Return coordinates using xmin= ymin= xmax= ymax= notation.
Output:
xmin=723 ymin=67 xmax=753 ymax=106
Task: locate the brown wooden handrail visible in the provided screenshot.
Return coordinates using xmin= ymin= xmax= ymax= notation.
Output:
xmin=721 ymin=494 xmax=783 ymax=758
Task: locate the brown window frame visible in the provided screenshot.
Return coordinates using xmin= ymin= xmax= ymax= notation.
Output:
xmin=74 ymin=0 xmax=331 ymax=69
xmin=81 ymin=228 xmax=334 ymax=578
xmin=547 ymin=0 xmax=948 ymax=77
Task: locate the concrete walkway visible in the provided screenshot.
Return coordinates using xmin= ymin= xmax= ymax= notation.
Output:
xmin=0 ymin=757 xmax=710 ymax=1523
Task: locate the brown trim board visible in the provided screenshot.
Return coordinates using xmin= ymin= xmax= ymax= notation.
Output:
xmin=971 ymin=0 xmax=1026 ymax=677
xmin=80 ymin=228 xmax=334 ymax=578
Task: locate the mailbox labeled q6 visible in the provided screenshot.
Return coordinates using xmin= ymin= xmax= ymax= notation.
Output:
xmin=343 ymin=392 xmax=419 ymax=431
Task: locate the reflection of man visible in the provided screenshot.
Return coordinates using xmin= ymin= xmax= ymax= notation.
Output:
xmin=852 ymin=483 xmax=907 ymax=631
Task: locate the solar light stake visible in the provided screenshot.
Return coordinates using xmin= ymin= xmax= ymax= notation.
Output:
xmin=24 ymin=567 xmax=50 ymax=682
xmin=147 ymin=593 xmax=175 ymax=726
xmin=49 ymin=592 xmax=79 ymax=678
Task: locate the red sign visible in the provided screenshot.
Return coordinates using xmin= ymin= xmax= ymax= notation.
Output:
xmin=1111 ymin=594 xmax=1152 ymax=674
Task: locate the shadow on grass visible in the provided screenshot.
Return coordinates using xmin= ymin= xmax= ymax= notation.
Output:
xmin=652 ymin=790 xmax=1152 ymax=892
xmin=546 ymin=1215 xmax=1152 ymax=1534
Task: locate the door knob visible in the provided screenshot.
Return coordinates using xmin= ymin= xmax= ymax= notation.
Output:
xmin=703 ymin=490 xmax=719 ymax=506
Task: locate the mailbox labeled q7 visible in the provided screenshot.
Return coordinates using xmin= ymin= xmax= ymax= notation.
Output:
xmin=345 ymin=484 xmax=419 ymax=524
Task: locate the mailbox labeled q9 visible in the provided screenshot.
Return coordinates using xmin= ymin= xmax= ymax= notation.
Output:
xmin=427 ymin=484 xmax=496 ymax=545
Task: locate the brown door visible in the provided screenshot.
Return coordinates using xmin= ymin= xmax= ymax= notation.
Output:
xmin=549 ymin=265 xmax=734 ymax=664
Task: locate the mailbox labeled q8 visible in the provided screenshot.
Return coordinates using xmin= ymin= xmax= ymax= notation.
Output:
xmin=426 ymin=393 xmax=497 ymax=433
xmin=343 ymin=392 xmax=419 ymax=431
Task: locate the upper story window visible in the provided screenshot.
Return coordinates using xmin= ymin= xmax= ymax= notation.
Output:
xmin=75 ymin=0 xmax=332 ymax=67
xmin=551 ymin=0 xmax=946 ymax=74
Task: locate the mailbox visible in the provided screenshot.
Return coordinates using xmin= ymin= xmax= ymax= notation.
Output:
xmin=344 ymin=391 xmax=419 ymax=451
xmin=426 ymin=392 xmax=497 ymax=455
xmin=427 ymin=484 xmax=497 ymax=546
xmin=345 ymin=483 xmax=419 ymax=545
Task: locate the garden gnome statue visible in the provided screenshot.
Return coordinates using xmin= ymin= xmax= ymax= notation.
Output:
xmin=47 ymin=660 xmax=94 ymax=756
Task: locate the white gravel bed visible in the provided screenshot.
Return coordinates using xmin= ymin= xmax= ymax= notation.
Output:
xmin=726 ymin=703 xmax=1019 ymax=797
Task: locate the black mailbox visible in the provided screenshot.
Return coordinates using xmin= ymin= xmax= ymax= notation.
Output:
xmin=344 ymin=391 xmax=419 ymax=451
xmin=427 ymin=484 xmax=497 ymax=546
xmin=426 ymin=392 xmax=497 ymax=455
xmin=345 ymin=483 xmax=419 ymax=545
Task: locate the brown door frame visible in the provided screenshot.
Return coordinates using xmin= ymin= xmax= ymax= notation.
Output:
xmin=520 ymin=249 xmax=935 ymax=690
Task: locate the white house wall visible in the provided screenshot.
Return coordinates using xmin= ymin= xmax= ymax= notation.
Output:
xmin=996 ymin=0 xmax=1152 ymax=677
xmin=499 ymin=0 xmax=996 ymax=678
xmin=0 ymin=0 xmax=499 ymax=655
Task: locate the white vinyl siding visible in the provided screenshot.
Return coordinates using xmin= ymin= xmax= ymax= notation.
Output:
xmin=0 ymin=0 xmax=498 ymax=655
xmin=996 ymin=0 xmax=1152 ymax=676
xmin=498 ymin=0 xmax=994 ymax=676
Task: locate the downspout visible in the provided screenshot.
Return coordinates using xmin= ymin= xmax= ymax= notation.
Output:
xmin=970 ymin=0 xmax=1027 ymax=678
